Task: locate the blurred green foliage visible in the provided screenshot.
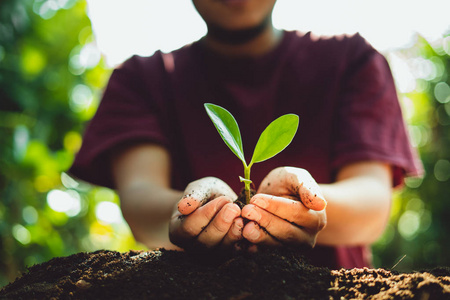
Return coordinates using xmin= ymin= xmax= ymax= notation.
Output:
xmin=0 ymin=0 xmax=139 ymax=286
xmin=0 ymin=0 xmax=448 ymax=287
xmin=373 ymin=35 xmax=450 ymax=271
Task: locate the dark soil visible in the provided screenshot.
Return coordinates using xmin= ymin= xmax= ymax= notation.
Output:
xmin=1 ymin=248 xmax=449 ymax=300
xmin=234 ymin=187 xmax=257 ymax=209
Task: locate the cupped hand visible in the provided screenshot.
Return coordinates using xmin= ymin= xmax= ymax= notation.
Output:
xmin=169 ymin=177 xmax=243 ymax=251
xmin=241 ymin=167 xmax=327 ymax=249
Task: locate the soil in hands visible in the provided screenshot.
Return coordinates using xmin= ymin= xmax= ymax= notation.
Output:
xmin=234 ymin=187 xmax=256 ymax=209
xmin=1 ymin=248 xmax=449 ymax=300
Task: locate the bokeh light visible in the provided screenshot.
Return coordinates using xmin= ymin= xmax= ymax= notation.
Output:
xmin=22 ymin=206 xmax=39 ymax=225
xmin=13 ymin=125 xmax=29 ymax=161
xmin=63 ymin=131 xmax=82 ymax=153
xmin=95 ymin=201 xmax=123 ymax=224
xmin=398 ymin=210 xmax=421 ymax=240
xmin=46 ymin=189 xmax=81 ymax=216
xmin=60 ymin=172 xmax=80 ymax=189
xmin=33 ymin=0 xmax=78 ymax=19
xmin=79 ymin=42 xmax=101 ymax=68
xmin=21 ymin=46 xmax=46 ymax=76
xmin=12 ymin=224 xmax=31 ymax=245
xmin=69 ymin=84 xmax=93 ymax=112
xmin=434 ymin=82 xmax=450 ymax=104
xmin=434 ymin=159 xmax=450 ymax=182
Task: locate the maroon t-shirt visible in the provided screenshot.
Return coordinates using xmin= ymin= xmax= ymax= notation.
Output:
xmin=69 ymin=31 xmax=422 ymax=269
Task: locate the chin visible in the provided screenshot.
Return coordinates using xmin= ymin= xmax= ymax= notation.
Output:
xmin=193 ymin=0 xmax=276 ymax=31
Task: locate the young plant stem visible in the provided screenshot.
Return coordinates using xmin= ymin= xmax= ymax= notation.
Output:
xmin=243 ymin=163 xmax=253 ymax=204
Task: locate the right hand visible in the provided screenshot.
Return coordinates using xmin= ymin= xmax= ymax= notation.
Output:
xmin=241 ymin=167 xmax=327 ymax=249
xmin=169 ymin=177 xmax=243 ymax=252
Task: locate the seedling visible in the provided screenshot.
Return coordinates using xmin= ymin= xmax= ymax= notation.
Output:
xmin=204 ymin=103 xmax=299 ymax=204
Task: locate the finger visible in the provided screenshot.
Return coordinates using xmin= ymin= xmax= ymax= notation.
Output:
xmin=242 ymin=204 xmax=317 ymax=246
xmin=242 ymin=221 xmax=282 ymax=247
xmin=178 ymin=195 xmax=203 ymax=215
xmin=250 ymin=194 xmax=323 ymax=229
xmin=298 ymin=182 xmax=327 ymax=211
xmin=197 ymin=203 xmax=241 ymax=248
xmin=218 ymin=217 xmax=244 ymax=249
xmin=178 ymin=186 xmax=213 ymax=215
xmin=171 ymin=196 xmax=232 ymax=242
xmin=178 ymin=177 xmax=238 ymax=215
xmin=287 ymin=167 xmax=327 ymax=211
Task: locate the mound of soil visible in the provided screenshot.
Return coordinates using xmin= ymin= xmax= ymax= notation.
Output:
xmin=1 ymin=248 xmax=449 ymax=299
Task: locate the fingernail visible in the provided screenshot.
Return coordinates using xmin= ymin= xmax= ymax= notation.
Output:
xmin=223 ymin=206 xmax=238 ymax=223
xmin=247 ymin=227 xmax=260 ymax=241
xmin=246 ymin=208 xmax=261 ymax=222
xmin=252 ymin=197 xmax=267 ymax=209
xmin=232 ymin=222 xmax=242 ymax=236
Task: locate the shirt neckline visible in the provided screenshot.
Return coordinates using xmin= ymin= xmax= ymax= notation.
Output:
xmin=191 ymin=30 xmax=294 ymax=82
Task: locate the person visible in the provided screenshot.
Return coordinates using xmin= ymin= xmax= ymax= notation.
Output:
xmin=69 ymin=0 xmax=422 ymax=269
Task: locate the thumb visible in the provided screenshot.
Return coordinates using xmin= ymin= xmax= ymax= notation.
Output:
xmin=178 ymin=177 xmax=236 ymax=215
xmin=287 ymin=167 xmax=327 ymax=211
xmin=178 ymin=185 xmax=210 ymax=215
xmin=297 ymin=182 xmax=327 ymax=211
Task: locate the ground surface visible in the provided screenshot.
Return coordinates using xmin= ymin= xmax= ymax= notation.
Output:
xmin=0 ymin=248 xmax=449 ymax=299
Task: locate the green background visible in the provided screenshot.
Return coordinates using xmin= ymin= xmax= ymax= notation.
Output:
xmin=1 ymin=0 xmax=449 ymax=286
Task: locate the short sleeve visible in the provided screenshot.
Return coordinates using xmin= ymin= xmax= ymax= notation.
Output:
xmin=331 ymin=35 xmax=423 ymax=187
xmin=69 ymin=55 xmax=168 ymax=188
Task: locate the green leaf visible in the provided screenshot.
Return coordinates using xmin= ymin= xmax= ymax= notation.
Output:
xmin=251 ymin=114 xmax=299 ymax=164
xmin=204 ymin=103 xmax=245 ymax=163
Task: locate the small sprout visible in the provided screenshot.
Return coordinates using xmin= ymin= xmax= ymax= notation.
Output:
xmin=204 ymin=103 xmax=299 ymax=204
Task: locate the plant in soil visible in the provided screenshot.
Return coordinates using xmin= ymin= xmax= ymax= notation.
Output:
xmin=204 ymin=103 xmax=299 ymax=205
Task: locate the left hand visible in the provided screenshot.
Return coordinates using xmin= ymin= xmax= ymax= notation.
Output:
xmin=169 ymin=177 xmax=243 ymax=252
xmin=241 ymin=167 xmax=327 ymax=249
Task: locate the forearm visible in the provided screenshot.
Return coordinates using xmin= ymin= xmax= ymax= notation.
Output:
xmin=111 ymin=143 xmax=183 ymax=250
xmin=119 ymin=179 xmax=183 ymax=249
xmin=316 ymin=163 xmax=392 ymax=246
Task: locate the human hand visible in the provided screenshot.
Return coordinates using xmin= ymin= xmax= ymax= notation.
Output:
xmin=241 ymin=167 xmax=327 ymax=249
xmin=169 ymin=177 xmax=243 ymax=252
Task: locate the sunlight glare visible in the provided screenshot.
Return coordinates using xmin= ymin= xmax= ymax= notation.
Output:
xmin=86 ymin=0 xmax=450 ymax=67
xmin=388 ymin=53 xmax=416 ymax=94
